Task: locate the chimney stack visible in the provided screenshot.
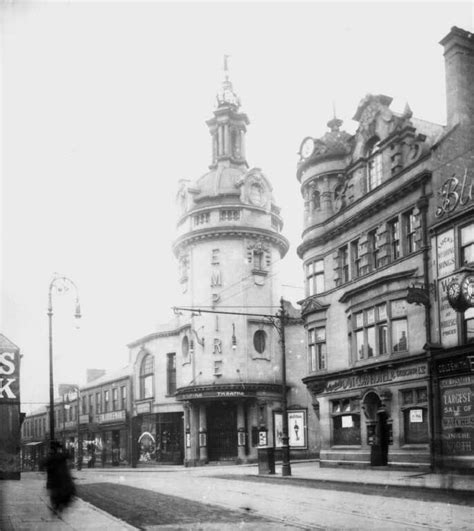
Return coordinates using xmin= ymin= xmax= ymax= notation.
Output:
xmin=440 ymin=26 xmax=474 ymax=127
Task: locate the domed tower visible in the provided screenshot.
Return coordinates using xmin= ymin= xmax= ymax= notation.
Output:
xmin=173 ymin=60 xmax=290 ymax=465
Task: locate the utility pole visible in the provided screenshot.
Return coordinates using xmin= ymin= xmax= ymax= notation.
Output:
xmin=278 ymin=298 xmax=291 ymax=476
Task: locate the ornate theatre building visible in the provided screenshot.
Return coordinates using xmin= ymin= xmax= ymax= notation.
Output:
xmin=128 ymin=64 xmax=318 ymax=465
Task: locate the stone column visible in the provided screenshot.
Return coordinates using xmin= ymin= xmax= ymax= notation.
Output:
xmin=198 ymin=404 xmax=208 ymax=464
xmin=183 ymin=404 xmax=191 ymax=465
xmin=237 ymin=403 xmax=246 ymax=462
xmin=190 ymin=404 xmax=200 ymax=465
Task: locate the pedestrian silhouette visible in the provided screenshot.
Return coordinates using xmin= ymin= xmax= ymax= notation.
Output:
xmin=45 ymin=442 xmax=76 ymax=513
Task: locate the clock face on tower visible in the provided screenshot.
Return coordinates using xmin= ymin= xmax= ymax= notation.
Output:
xmin=300 ymin=137 xmax=315 ymax=159
xmin=461 ymin=274 xmax=474 ymax=306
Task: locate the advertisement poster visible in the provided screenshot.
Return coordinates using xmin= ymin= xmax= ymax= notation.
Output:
xmin=273 ymin=410 xmax=307 ymax=449
xmin=440 ymin=375 xmax=473 ymax=456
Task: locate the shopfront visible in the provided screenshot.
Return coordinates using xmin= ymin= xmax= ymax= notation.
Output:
xmin=134 ymin=402 xmax=184 ymax=465
xmin=96 ymin=409 xmax=129 ymax=466
xmin=432 ymin=348 xmax=474 ymax=472
xmin=305 ymin=356 xmax=431 ymax=468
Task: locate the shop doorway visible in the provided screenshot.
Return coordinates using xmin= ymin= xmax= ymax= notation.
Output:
xmin=156 ymin=412 xmax=184 ymax=464
xmin=207 ymin=402 xmax=237 ymax=461
xmin=363 ymin=392 xmax=389 ymax=466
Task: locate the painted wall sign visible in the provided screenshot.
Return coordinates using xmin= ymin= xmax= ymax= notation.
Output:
xmin=96 ymin=410 xmax=126 ymax=424
xmin=323 ymin=363 xmax=427 ymax=394
xmin=0 ymin=351 xmax=19 ymax=401
xmin=435 ymin=169 xmax=473 ymax=218
xmin=178 ymin=389 xmax=253 ymax=400
xmin=440 ymin=374 xmax=473 ymax=456
xmin=136 ymin=402 xmax=151 ymax=414
xmin=437 ymin=356 xmax=474 ymax=376
xmin=438 ymin=275 xmax=460 ymax=347
xmin=436 ymin=229 xmax=456 ymax=278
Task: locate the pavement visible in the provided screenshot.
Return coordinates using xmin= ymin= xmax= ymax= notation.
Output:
xmin=1 ymin=460 xmax=473 ymax=530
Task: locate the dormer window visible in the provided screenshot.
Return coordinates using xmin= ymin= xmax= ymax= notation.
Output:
xmin=367 ymin=137 xmax=382 ymax=191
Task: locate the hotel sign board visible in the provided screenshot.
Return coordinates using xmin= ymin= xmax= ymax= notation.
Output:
xmin=323 ymin=363 xmax=428 ymax=394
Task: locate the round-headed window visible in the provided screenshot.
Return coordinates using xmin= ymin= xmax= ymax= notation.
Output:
xmin=253 ymin=330 xmax=267 ymax=353
xmin=182 ymin=335 xmax=189 ymax=357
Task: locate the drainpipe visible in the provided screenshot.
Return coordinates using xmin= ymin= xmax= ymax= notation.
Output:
xmin=417 ymin=187 xmax=436 ymax=471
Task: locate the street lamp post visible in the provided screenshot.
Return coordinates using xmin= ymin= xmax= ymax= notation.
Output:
xmin=48 ymin=275 xmax=81 ymax=452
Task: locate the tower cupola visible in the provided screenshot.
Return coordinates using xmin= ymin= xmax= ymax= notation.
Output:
xmin=207 ymin=56 xmax=249 ymax=170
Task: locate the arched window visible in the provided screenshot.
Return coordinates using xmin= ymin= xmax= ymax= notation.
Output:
xmin=312 ymin=190 xmax=321 ymax=211
xmin=140 ymin=354 xmax=154 ymax=399
xmin=253 ymin=330 xmax=267 ymax=353
xmin=182 ymin=335 xmax=189 ymax=358
xmin=366 ymin=137 xmax=382 ymax=191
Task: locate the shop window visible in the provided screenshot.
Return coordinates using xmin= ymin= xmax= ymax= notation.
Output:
xmin=464 ymin=307 xmax=474 ymax=343
xmin=306 ymin=259 xmax=325 ymax=296
xmin=140 ymin=354 xmax=154 ymax=399
xmin=308 ymin=327 xmax=326 ymax=371
xmin=112 ymin=388 xmax=118 ymax=411
xmin=401 ymin=388 xmax=429 ymax=444
xmin=253 ymin=330 xmax=267 ymax=353
xmin=367 ymin=137 xmax=382 ymax=191
xmin=332 ymin=398 xmax=361 ymax=445
xmin=167 ymin=353 xmax=176 ymax=395
xmin=461 ymin=223 xmax=474 ymax=265
xmin=352 ymin=300 xmax=405 ymax=360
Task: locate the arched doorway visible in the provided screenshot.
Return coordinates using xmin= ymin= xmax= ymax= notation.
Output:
xmin=363 ymin=391 xmax=389 ymax=466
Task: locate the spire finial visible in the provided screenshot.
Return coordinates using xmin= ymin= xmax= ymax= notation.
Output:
xmin=224 ymin=54 xmax=230 ymax=80
xmin=217 ymin=54 xmax=240 ymax=109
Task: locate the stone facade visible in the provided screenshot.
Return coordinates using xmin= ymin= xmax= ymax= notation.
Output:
xmin=297 ymin=26 xmax=474 ymax=472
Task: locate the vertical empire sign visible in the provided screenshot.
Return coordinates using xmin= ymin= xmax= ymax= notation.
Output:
xmin=0 ymin=335 xmax=21 ymax=479
xmin=436 ymin=230 xmax=459 ymax=347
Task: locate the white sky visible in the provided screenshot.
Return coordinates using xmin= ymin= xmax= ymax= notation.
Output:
xmin=1 ymin=1 xmax=473 ymax=413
